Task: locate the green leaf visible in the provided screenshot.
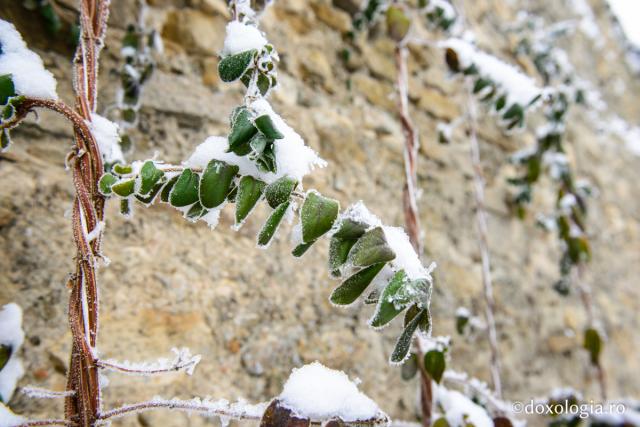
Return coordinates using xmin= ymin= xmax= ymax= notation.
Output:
xmin=135 ymin=182 xmax=164 ymax=205
xmin=186 ymin=202 xmax=208 ymax=220
xmin=424 ymin=350 xmax=446 ymax=383
xmin=228 ymin=107 xmax=258 ymax=155
xmin=113 ymin=163 xmax=133 ymax=174
xmin=348 ymin=227 xmax=395 ymax=267
xmin=161 ymin=176 xmax=179 ymax=202
xmin=199 ymin=160 xmax=239 ymax=209
xmin=456 ymin=312 xmax=469 ymax=335
xmin=0 ymin=74 xmax=15 ymax=105
xmin=390 ymin=309 xmax=426 ymax=364
xmin=386 ymin=5 xmax=411 ymax=42
xmin=401 ymin=353 xmax=418 ymax=381
xmin=257 ymin=201 xmax=290 ymax=247
xmin=433 ymin=418 xmax=450 ymax=427
xmin=329 ymin=262 xmax=386 ymax=305
xmin=254 ymin=114 xmax=284 ymax=139
xmin=292 ymin=241 xmax=314 ymax=257
xmin=300 ymin=191 xmax=339 ymax=243
xmin=1 ymin=129 xmax=11 ymax=152
xmin=138 ymin=161 xmax=164 ymax=195
xmin=99 ymin=173 xmax=118 ymax=196
xmin=120 ymin=198 xmax=132 ymax=217
xmin=235 ymin=176 xmax=266 ymax=226
xmin=218 ymin=49 xmax=256 ymax=82
xmin=333 ymin=219 xmax=368 ymax=240
xmin=328 ymin=236 xmax=357 ymax=276
xmin=0 ymin=344 xmax=11 ymax=371
xmin=264 ymin=176 xmax=297 ymax=209
xmin=111 ymin=179 xmax=135 ymax=197
xmin=170 ymin=169 xmax=200 ymax=207
xmin=370 ymin=270 xmax=410 ymax=328
xmin=583 ymin=328 xmax=602 ymax=365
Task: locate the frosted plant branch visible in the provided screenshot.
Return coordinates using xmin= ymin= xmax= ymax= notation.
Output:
xmin=95 ymin=347 xmax=201 ymax=376
xmin=97 ymin=397 xmax=268 ymax=423
xmin=12 ymin=420 xmax=75 ymax=427
xmin=21 ymin=387 xmax=76 ymax=399
xmin=465 ymin=87 xmax=502 ymax=398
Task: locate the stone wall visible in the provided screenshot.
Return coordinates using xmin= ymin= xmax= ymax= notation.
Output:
xmin=0 ymin=0 xmax=639 ymax=425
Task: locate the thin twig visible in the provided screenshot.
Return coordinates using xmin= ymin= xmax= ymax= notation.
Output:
xmin=465 ymin=86 xmax=502 ymax=398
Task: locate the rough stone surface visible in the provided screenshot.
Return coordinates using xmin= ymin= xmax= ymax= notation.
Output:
xmin=1 ymin=0 xmax=639 ymax=426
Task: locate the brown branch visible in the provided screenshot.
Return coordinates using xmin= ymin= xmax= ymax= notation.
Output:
xmin=465 ymin=88 xmax=502 ymax=398
xmin=14 ymin=421 xmax=75 ymax=427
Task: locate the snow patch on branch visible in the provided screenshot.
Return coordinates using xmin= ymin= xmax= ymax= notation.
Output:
xmin=434 ymin=384 xmax=493 ymax=427
xmin=441 ymin=38 xmax=542 ymax=108
xmin=278 ymin=361 xmax=386 ymax=423
xmin=0 ymin=404 xmax=26 ymax=427
xmin=0 ymin=303 xmax=25 ymax=403
xmin=222 ymin=21 xmax=268 ymax=56
xmin=0 ymin=19 xmax=58 ymax=100
xmin=88 ymin=114 xmax=125 ymax=164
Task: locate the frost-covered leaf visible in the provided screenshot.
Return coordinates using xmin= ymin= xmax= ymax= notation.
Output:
xmin=254 ymin=114 xmax=284 ymax=139
xmin=98 ymin=173 xmax=118 ymax=196
xmin=120 ymin=198 xmax=132 ymax=217
xmin=330 ymin=263 xmax=386 ymax=305
xmin=161 ymin=176 xmax=178 ymax=203
xmin=199 ymin=160 xmax=239 ymax=209
xmin=111 ymin=179 xmax=135 ymax=197
xmin=135 ymin=182 xmax=163 ymax=205
xmin=348 ymin=227 xmax=396 ymax=267
xmin=228 ymin=106 xmax=258 ymax=155
xmin=170 ymin=169 xmax=200 ymax=207
xmin=386 ymin=5 xmax=411 ymax=42
xmin=113 ymin=163 xmax=133 ymax=174
xmin=328 ymin=236 xmax=356 ymax=276
xmin=292 ymin=241 xmax=314 ymax=257
xmin=260 ymin=399 xmax=311 ymax=427
xmin=370 ymin=270 xmax=410 ymax=328
xmin=401 ymin=353 xmax=418 ymax=380
xmin=186 ymin=202 xmax=208 ymax=220
xmin=218 ymin=49 xmax=256 ymax=82
xmin=583 ymin=328 xmax=602 ymax=365
xmin=333 ymin=219 xmax=368 ymax=240
xmin=390 ymin=309 xmax=427 ymax=364
xmin=300 ymin=191 xmax=339 ymax=243
xmin=423 ymin=350 xmax=445 ymax=383
xmin=264 ymin=176 xmax=297 ymax=209
xmin=0 ymin=74 xmax=15 ymax=105
xmin=138 ymin=161 xmax=164 ymax=195
xmin=1 ymin=129 xmax=11 ymax=152
xmin=257 ymin=201 xmax=290 ymax=247
xmin=235 ymin=175 xmax=266 ymax=226
xmin=0 ymin=345 xmax=11 ymax=371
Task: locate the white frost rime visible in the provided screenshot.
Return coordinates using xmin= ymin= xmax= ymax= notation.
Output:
xmin=88 ymin=113 xmax=125 ymax=164
xmin=0 ymin=19 xmax=58 ymax=100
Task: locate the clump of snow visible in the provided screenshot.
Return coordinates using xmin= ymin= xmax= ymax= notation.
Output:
xmin=88 ymin=114 xmax=125 ymax=164
xmin=434 ymin=384 xmax=493 ymax=427
xmin=383 ymin=226 xmax=435 ymax=281
xmin=0 ymin=403 xmax=25 ymax=427
xmin=0 ymin=303 xmax=25 ymax=403
xmin=337 ymin=201 xmax=382 ymax=229
xmin=185 ymin=101 xmax=326 ymax=185
xmin=440 ymin=38 xmax=542 ymax=108
xmin=222 ymin=21 xmax=268 ymax=56
xmin=278 ymin=362 xmax=386 ymax=423
xmin=0 ymin=19 xmax=58 ymax=100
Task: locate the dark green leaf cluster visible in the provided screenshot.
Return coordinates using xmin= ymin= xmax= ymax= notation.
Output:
xmin=0 ymin=74 xmax=25 ymax=152
xmin=228 ymin=105 xmax=283 ymax=173
xmin=218 ymin=43 xmax=278 ymax=97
